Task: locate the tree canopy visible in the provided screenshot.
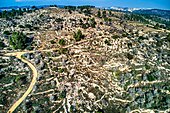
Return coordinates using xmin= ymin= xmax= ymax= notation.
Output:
xmin=89 ymin=18 xmax=96 ymax=28
xmin=59 ymin=39 xmax=66 ymax=46
xmin=73 ymin=30 xmax=84 ymax=41
xmin=97 ymin=10 xmax=101 ymax=18
xmin=9 ymin=32 xmax=28 ymax=50
xmin=0 ymin=40 xmax=5 ymax=49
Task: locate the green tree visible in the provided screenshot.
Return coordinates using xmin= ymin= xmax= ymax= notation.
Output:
xmin=9 ymin=32 xmax=28 ymax=50
xmin=112 ymin=35 xmax=120 ymax=39
xmin=2 ymin=10 xmax=7 ymax=18
xmin=97 ymin=10 xmax=101 ymax=18
xmin=0 ymin=40 xmax=5 ymax=49
xmin=18 ymin=24 xmax=25 ymax=28
xmin=18 ymin=8 xmax=23 ymax=15
xmin=167 ymin=33 xmax=170 ymax=42
xmin=73 ymin=30 xmax=84 ymax=41
xmin=31 ymin=6 xmax=38 ymax=10
xmin=68 ymin=9 xmax=72 ymax=14
xmin=0 ymin=12 xmax=2 ymax=18
xmin=89 ymin=18 xmax=96 ymax=28
xmin=126 ymin=53 xmax=133 ymax=60
xmin=3 ymin=31 xmax=11 ymax=35
xmin=109 ymin=10 xmax=112 ymax=16
xmin=104 ymin=39 xmax=111 ymax=46
xmin=102 ymin=10 xmax=106 ymax=18
xmin=23 ymin=8 xmax=26 ymax=12
xmin=27 ymin=8 xmax=30 ymax=13
xmin=11 ymin=9 xmax=16 ymax=17
xmin=25 ymin=24 xmax=32 ymax=29
xmin=154 ymin=23 xmax=159 ymax=29
xmin=59 ymin=39 xmax=66 ymax=46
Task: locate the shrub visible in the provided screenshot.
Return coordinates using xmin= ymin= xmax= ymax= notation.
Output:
xmin=25 ymin=24 xmax=32 ymax=29
xmin=126 ymin=53 xmax=133 ymax=60
xmin=3 ymin=31 xmax=11 ymax=35
xmin=59 ymin=48 xmax=68 ymax=54
xmin=147 ymin=74 xmax=156 ymax=81
xmin=50 ymin=40 xmax=55 ymax=44
xmin=73 ymin=30 xmax=84 ymax=41
xmin=58 ymin=68 xmax=64 ymax=73
xmin=138 ymin=36 xmax=146 ymax=40
xmin=127 ymin=42 xmax=132 ymax=48
xmin=100 ymin=22 xmax=103 ymax=25
xmin=104 ymin=17 xmax=111 ymax=22
xmin=145 ymin=64 xmax=150 ymax=70
xmin=89 ymin=18 xmax=96 ymax=28
xmin=154 ymin=23 xmax=159 ymax=29
xmin=102 ymin=10 xmax=106 ymax=18
xmin=122 ymin=33 xmax=127 ymax=37
xmin=112 ymin=35 xmax=120 ymax=39
xmin=167 ymin=33 xmax=170 ymax=42
xmin=18 ymin=25 xmax=25 ymax=28
xmin=109 ymin=10 xmax=112 ymax=16
xmin=59 ymin=90 xmax=66 ymax=98
xmin=156 ymin=40 xmax=163 ymax=47
xmin=99 ymin=33 xmax=102 ymax=36
xmin=0 ymin=40 xmax=5 ymax=49
xmin=104 ymin=39 xmax=111 ymax=46
xmin=59 ymin=39 xmax=66 ymax=46
xmin=97 ymin=10 xmax=101 ymax=18
xmin=82 ymin=24 xmax=89 ymax=29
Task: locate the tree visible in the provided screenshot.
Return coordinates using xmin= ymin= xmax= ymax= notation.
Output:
xmin=89 ymin=18 xmax=96 ymax=28
xmin=23 ymin=8 xmax=26 ymax=12
xmin=112 ymin=35 xmax=120 ymax=39
xmin=73 ymin=30 xmax=84 ymax=41
xmin=154 ymin=23 xmax=159 ymax=29
xmin=102 ymin=10 xmax=106 ymax=18
xmin=18 ymin=8 xmax=23 ymax=15
xmin=9 ymin=32 xmax=28 ymax=50
xmin=32 ymin=6 xmax=38 ymax=10
xmin=64 ymin=6 xmax=76 ymax=11
xmin=27 ymin=8 xmax=31 ymax=13
xmin=2 ymin=10 xmax=7 ymax=18
xmin=11 ymin=9 xmax=16 ymax=17
xmin=109 ymin=10 xmax=112 ymax=16
xmin=0 ymin=40 xmax=5 ymax=49
xmin=104 ymin=17 xmax=111 ymax=22
xmin=0 ymin=8 xmax=27 ymax=19
xmin=3 ymin=31 xmax=11 ymax=35
xmin=97 ymin=10 xmax=101 ymax=18
xmin=167 ymin=33 xmax=170 ymax=42
xmin=0 ymin=12 xmax=2 ymax=18
xmin=25 ymin=24 xmax=32 ymax=30
xmin=68 ymin=9 xmax=72 ymax=14
xmin=104 ymin=39 xmax=111 ymax=46
xmin=18 ymin=24 xmax=25 ymax=28
xmin=126 ymin=53 xmax=133 ymax=60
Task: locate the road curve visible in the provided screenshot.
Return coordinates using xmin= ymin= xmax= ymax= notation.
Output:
xmin=4 ymin=42 xmax=89 ymax=112
xmin=5 ymin=52 xmax=38 ymax=113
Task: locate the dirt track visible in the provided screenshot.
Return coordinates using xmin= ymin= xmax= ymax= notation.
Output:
xmin=5 ymin=52 xmax=38 ymax=113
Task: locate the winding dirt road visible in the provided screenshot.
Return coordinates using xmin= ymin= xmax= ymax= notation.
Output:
xmin=4 ymin=47 xmax=67 ymax=113
xmin=5 ymin=52 xmax=38 ymax=113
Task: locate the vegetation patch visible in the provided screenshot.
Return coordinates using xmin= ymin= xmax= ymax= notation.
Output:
xmin=73 ymin=30 xmax=84 ymax=41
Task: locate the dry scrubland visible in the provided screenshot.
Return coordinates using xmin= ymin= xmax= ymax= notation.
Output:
xmin=0 ymin=6 xmax=170 ymax=113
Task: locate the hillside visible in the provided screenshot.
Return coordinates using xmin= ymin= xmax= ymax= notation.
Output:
xmin=0 ymin=6 xmax=170 ymax=113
